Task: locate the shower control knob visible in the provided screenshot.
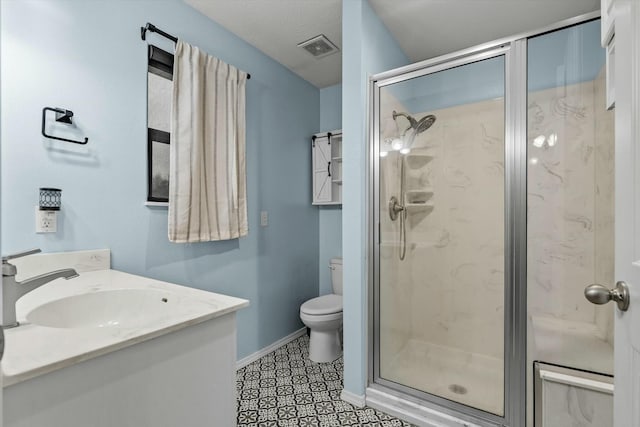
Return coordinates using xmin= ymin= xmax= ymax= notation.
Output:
xmin=584 ymin=282 xmax=630 ymax=312
xmin=389 ymin=196 xmax=405 ymax=221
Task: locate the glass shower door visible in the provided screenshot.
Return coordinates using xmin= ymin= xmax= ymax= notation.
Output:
xmin=375 ymin=54 xmax=506 ymax=417
xmin=526 ymin=19 xmax=614 ymax=427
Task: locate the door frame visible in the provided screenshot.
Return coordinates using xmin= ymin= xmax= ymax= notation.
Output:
xmin=367 ymin=10 xmax=602 ymax=427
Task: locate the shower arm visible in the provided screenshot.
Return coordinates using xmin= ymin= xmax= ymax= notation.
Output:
xmin=392 ymin=111 xmax=414 ymax=136
xmin=392 ymin=111 xmax=410 ymax=121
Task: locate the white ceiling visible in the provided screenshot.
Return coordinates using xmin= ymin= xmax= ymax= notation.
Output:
xmin=184 ymin=0 xmax=342 ymax=88
xmin=185 ymin=0 xmax=600 ymax=89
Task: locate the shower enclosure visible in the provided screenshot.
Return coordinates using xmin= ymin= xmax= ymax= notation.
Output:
xmin=369 ymin=13 xmax=614 ymax=427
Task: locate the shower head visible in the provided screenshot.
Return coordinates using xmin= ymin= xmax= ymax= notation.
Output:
xmin=415 ymin=114 xmax=436 ymax=133
xmin=392 ymin=111 xmax=436 ymax=135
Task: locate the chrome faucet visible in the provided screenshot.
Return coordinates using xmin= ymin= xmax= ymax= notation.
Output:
xmin=2 ymin=249 xmax=79 ymax=328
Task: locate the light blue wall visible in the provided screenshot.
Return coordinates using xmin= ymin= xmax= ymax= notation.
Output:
xmin=342 ymin=0 xmax=410 ymax=397
xmin=320 ymin=84 xmax=342 ymax=132
xmin=528 ymin=19 xmax=604 ymax=91
xmin=399 ymin=56 xmax=505 ymax=113
xmin=318 ymin=84 xmax=343 ymax=295
xmin=1 ymin=0 xmax=320 ymax=360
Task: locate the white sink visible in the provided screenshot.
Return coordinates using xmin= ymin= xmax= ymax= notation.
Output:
xmin=26 ymin=289 xmax=179 ymax=329
xmin=5 ymin=268 xmax=249 ymax=387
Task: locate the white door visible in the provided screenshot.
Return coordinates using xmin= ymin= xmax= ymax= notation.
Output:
xmin=0 ymin=191 xmax=4 ymax=426
xmin=612 ymin=1 xmax=640 ymax=426
xmin=0 ymin=276 xmax=3 ymax=427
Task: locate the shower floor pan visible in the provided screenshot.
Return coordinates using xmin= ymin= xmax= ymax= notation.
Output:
xmin=380 ymin=339 xmax=504 ymax=415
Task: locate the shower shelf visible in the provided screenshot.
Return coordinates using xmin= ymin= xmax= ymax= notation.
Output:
xmin=407 ymin=152 xmax=434 ymax=158
xmin=405 ymin=189 xmax=434 ymax=205
xmin=405 ymin=202 xmax=434 ymax=211
xmin=406 ymin=150 xmax=435 ymax=168
xmin=406 ymin=148 xmax=435 ymax=157
xmin=380 ymin=241 xmax=437 ymax=249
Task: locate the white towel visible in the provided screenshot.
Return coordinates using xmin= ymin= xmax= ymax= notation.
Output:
xmin=169 ymin=40 xmax=248 ymax=242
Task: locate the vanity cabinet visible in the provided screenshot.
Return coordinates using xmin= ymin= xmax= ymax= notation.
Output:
xmin=5 ymin=314 xmax=240 ymax=427
xmin=312 ymin=130 xmax=342 ymax=205
xmin=3 ymin=249 xmax=248 ymax=427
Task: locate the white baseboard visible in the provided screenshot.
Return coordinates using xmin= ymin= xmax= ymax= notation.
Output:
xmin=236 ymin=327 xmax=307 ymax=369
xmin=341 ymin=389 xmax=366 ymax=408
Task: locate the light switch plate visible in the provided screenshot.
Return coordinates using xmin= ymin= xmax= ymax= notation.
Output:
xmin=260 ymin=211 xmax=268 ymax=227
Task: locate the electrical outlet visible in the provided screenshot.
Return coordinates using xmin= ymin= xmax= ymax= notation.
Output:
xmin=260 ymin=210 xmax=268 ymax=227
xmin=35 ymin=206 xmax=57 ymax=233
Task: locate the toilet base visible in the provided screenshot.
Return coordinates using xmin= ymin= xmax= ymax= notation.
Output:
xmin=309 ymin=329 xmax=342 ymax=363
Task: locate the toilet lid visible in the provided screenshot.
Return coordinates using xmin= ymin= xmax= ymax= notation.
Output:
xmin=300 ymin=294 xmax=342 ymax=315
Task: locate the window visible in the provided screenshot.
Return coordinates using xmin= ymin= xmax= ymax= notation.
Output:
xmin=146 ymin=45 xmax=173 ymax=203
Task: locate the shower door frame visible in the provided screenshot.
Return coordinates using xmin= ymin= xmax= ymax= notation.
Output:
xmin=367 ymin=11 xmax=601 ymax=427
xmin=369 ymin=43 xmax=524 ymax=427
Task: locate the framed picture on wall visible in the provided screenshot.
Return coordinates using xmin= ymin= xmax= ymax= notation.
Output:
xmin=146 ymin=44 xmax=173 ymax=204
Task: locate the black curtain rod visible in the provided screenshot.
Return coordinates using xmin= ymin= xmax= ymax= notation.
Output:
xmin=140 ymin=22 xmax=251 ymax=79
xmin=141 ymin=23 xmax=177 ymax=43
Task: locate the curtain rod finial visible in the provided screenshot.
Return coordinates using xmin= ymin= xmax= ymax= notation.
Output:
xmin=141 ymin=23 xmax=156 ymax=41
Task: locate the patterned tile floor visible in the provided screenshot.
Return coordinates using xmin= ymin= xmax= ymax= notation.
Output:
xmin=237 ymin=334 xmax=414 ymax=426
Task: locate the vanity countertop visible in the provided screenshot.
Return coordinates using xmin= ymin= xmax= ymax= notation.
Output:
xmin=3 ymin=269 xmax=249 ymax=387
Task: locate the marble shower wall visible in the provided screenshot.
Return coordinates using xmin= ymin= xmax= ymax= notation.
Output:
xmin=401 ymin=97 xmax=506 ymax=360
xmin=378 ymin=90 xmax=413 ymax=373
xmin=541 ymin=379 xmax=613 ymax=427
xmin=527 ymin=71 xmax=614 ymax=341
xmin=378 ymin=70 xmax=614 ymax=366
xmin=593 ymin=68 xmax=615 ymax=345
xmin=379 ymin=90 xmax=506 ymax=362
xmin=528 ymin=81 xmax=597 ymax=324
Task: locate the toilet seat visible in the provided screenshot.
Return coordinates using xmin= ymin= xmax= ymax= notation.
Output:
xmin=300 ymin=294 xmax=342 ymax=316
xmin=300 ymin=310 xmax=342 ymax=323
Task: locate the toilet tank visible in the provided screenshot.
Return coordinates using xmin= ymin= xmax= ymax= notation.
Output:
xmin=330 ymin=258 xmax=343 ymax=295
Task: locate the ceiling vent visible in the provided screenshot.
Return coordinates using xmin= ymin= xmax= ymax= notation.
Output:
xmin=298 ymin=34 xmax=340 ymax=59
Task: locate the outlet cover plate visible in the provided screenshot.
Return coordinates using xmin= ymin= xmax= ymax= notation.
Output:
xmin=35 ymin=206 xmax=57 ymax=233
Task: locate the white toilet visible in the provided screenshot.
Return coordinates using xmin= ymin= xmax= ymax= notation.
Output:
xmin=300 ymin=258 xmax=343 ymax=363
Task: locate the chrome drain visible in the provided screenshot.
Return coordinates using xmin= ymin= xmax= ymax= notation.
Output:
xmin=448 ymin=384 xmax=468 ymax=395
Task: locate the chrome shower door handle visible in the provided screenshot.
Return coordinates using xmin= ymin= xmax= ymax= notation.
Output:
xmin=584 ymin=281 xmax=630 ymax=311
